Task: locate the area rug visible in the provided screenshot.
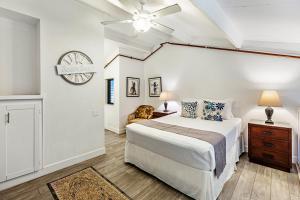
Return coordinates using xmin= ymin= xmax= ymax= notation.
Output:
xmin=48 ymin=167 xmax=131 ymax=200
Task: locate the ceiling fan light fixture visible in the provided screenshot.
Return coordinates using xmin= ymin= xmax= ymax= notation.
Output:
xmin=101 ymin=3 xmax=181 ymax=35
xmin=132 ymin=16 xmax=152 ymax=32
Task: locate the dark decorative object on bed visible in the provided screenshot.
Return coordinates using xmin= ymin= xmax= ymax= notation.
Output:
xmin=126 ymin=77 xmax=140 ymax=97
xmin=248 ymin=120 xmax=292 ymax=172
xmin=148 ymin=77 xmax=162 ymax=97
xmin=258 ymin=90 xmax=282 ymax=124
xmin=181 ymin=101 xmax=198 ymax=118
xmin=203 ymin=100 xmax=225 ymax=121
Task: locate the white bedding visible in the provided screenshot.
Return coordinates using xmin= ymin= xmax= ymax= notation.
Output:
xmin=126 ymin=114 xmax=242 ymax=172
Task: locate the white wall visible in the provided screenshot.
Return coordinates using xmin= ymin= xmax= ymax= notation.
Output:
xmin=0 ymin=9 xmax=39 ymax=95
xmin=104 ymin=57 xmax=120 ymax=133
xmin=119 ymin=57 xmax=145 ymax=132
xmin=104 ymin=45 xmax=145 ymax=134
xmin=144 ymin=44 xmax=300 ymax=162
xmin=0 ymin=0 xmax=105 ymax=188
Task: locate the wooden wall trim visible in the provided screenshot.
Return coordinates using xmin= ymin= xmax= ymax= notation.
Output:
xmin=104 ymin=42 xmax=300 ymax=68
xmin=104 ymin=54 xmax=144 ymax=68
xmin=104 ymin=43 xmax=166 ymax=69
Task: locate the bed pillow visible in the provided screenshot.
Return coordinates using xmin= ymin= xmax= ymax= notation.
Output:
xmin=202 ymin=98 xmax=234 ymax=119
xmin=181 ymin=98 xmax=204 ymax=117
xmin=181 ymin=101 xmax=198 ymax=118
xmin=202 ymin=100 xmax=225 ymax=121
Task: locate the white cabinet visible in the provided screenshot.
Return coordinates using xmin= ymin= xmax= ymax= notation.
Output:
xmin=0 ymin=100 xmax=42 ymax=182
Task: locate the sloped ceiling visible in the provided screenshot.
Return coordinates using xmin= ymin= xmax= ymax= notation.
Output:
xmin=217 ymin=0 xmax=300 ymax=54
xmin=78 ymin=0 xmax=300 ymax=55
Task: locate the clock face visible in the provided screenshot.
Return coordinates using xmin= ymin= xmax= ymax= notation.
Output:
xmin=58 ymin=51 xmax=94 ymax=85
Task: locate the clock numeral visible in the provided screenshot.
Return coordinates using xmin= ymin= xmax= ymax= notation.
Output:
xmin=79 ymin=56 xmax=84 ymax=64
xmin=74 ymin=52 xmax=78 ymax=64
xmin=65 ymin=74 xmax=72 ymax=81
xmin=86 ymin=73 xmax=92 ymax=79
xmin=80 ymin=74 xmax=86 ymax=82
xmin=63 ymin=58 xmax=71 ymax=65
xmin=75 ymin=74 xmax=79 ymax=83
xmin=67 ymin=54 xmax=73 ymax=64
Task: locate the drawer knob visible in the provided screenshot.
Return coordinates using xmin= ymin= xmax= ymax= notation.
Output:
xmin=263 ymin=142 xmax=273 ymax=147
xmin=263 ymin=131 xmax=272 ymax=136
xmin=263 ymin=153 xmax=274 ymax=160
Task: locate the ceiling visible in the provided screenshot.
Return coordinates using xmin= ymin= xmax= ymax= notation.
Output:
xmin=217 ymin=0 xmax=300 ymax=53
xmin=78 ymin=0 xmax=300 ymax=55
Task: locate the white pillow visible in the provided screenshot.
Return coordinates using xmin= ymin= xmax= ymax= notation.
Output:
xmin=182 ymin=98 xmax=203 ymax=118
xmin=202 ymin=98 xmax=234 ymax=119
xmin=181 ymin=98 xmax=234 ymax=119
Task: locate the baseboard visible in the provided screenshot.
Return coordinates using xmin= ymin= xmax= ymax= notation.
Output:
xmin=43 ymin=147 xmax=106 ymax=170
xmin=292 ymin=156 xmax=298 ymax=163
xmin=106 ymin=126 xmax=125 ymax=134
xmin=118 ymin=128 xmax=126 ymax=134
xmin=0 ymin=147 xmax=105 ymax=191
xmin=296 ymin=163 xmax=300 ymax=181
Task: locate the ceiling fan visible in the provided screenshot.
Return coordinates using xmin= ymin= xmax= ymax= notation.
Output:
xmin=101 ymin=0 xmax=181 ymax=34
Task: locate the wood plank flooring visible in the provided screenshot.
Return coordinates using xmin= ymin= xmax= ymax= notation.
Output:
xmin=0 ymin=130 xmax=299 ymax=200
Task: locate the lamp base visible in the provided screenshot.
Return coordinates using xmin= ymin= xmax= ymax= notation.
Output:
xmin=163 ymin=101 xmax=169 ymax=112
xmin=265 ymin=106 xmax=274 ymax=124
xmin=265 ymin=119 xmax=274 ymax=124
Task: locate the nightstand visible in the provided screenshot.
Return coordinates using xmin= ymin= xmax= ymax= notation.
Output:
xmin=152 ymin=111 xmax=177 ymax=119
xmin=248 ymin=120 xmax=292 ymax=172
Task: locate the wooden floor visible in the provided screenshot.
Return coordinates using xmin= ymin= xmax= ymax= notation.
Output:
xmin=0 ymin=130 xmax=299 ymax=200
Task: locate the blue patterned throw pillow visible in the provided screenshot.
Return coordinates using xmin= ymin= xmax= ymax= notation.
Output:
xmin=203 ymin=100 xmax=225 ymax=121
xmin=181 ymin=101 xmax=198 ymax=118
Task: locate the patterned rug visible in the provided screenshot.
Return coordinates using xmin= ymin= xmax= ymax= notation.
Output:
xmin=48 ymin=167 xmax=131 ymax=200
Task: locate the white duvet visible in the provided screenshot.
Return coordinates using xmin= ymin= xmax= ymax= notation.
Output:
xmin=126 ymin=114 xmax=241 ymax=172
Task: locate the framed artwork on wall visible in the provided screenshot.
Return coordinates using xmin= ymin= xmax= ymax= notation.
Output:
xmin=126 ymin=77 xmax=140 ymax=97
xmin=148 ymin=77 xmax=162 ymax=97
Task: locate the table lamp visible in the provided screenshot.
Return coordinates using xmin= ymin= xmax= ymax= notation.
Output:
xmin=258 ymin=90 xmax=282 ymax=124
xmin=159 ymin=91 xmax=173 ymax=112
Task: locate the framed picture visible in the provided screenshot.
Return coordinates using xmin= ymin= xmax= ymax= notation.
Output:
xmin=126 ymin=77 xmax=140 ymax=97
xmin=148 ymin=77 xmax=162 ymax=97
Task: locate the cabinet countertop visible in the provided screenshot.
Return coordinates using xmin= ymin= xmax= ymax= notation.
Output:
xmin=0 ymin=95 xmax=43 ymax=101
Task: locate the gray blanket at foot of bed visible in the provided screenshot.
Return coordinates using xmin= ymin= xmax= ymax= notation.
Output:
xmin=136 ymin=120 xmax=226 ymax=177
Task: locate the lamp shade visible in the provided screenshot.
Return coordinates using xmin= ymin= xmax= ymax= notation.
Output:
xmin=258 ymin=90 xmax=282 ymax=107
xmin=159 ymin=91 xmax=173 ymax=101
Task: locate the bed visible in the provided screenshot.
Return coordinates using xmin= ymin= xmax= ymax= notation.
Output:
xmin=125 ymin=113 xmax=242 ymax=200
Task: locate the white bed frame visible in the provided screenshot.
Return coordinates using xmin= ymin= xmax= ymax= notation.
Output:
xmin=125 ymin=139 xmax=241 ymax=200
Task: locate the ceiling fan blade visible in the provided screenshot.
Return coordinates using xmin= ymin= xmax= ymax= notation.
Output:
xmin=119 ymin=0 xmax=140 ymax=15
xmin=151 ymin=4 xmax=181 ymax=18
xmin=151 ymin=22 xmax=174 ymax=35
xmin=101 ymin=19 xmax=133 ymax=25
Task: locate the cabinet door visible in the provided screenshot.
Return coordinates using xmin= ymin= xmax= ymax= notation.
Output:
xmin=0 ymin=105 xmax=6 ymax=182
xmin=5 ymin=104 xmax=38 ymax=180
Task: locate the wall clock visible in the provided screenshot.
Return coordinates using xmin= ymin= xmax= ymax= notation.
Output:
xmin=57 ymin=51 xmax=95 ymax=85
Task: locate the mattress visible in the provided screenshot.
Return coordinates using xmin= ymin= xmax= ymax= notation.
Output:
xmin=126 ymin=114 xmax=241 ymax=172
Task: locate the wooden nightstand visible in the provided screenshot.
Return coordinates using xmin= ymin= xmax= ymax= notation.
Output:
xmin=248 ymin=120 xmax=292 ymax=172
xmin=152 ymin=111 xmax=177 ymax=119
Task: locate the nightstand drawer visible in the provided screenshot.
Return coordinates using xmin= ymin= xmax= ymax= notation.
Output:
xmin=251 ymin=138 xmax=289 ymax=153
xmin=248 ymin=121 xmax=292 ymax=172
xmin=251 ymin=148 xmax=289 ymax=167
xmin=250 ymin=126 xmax=289 ymax=141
